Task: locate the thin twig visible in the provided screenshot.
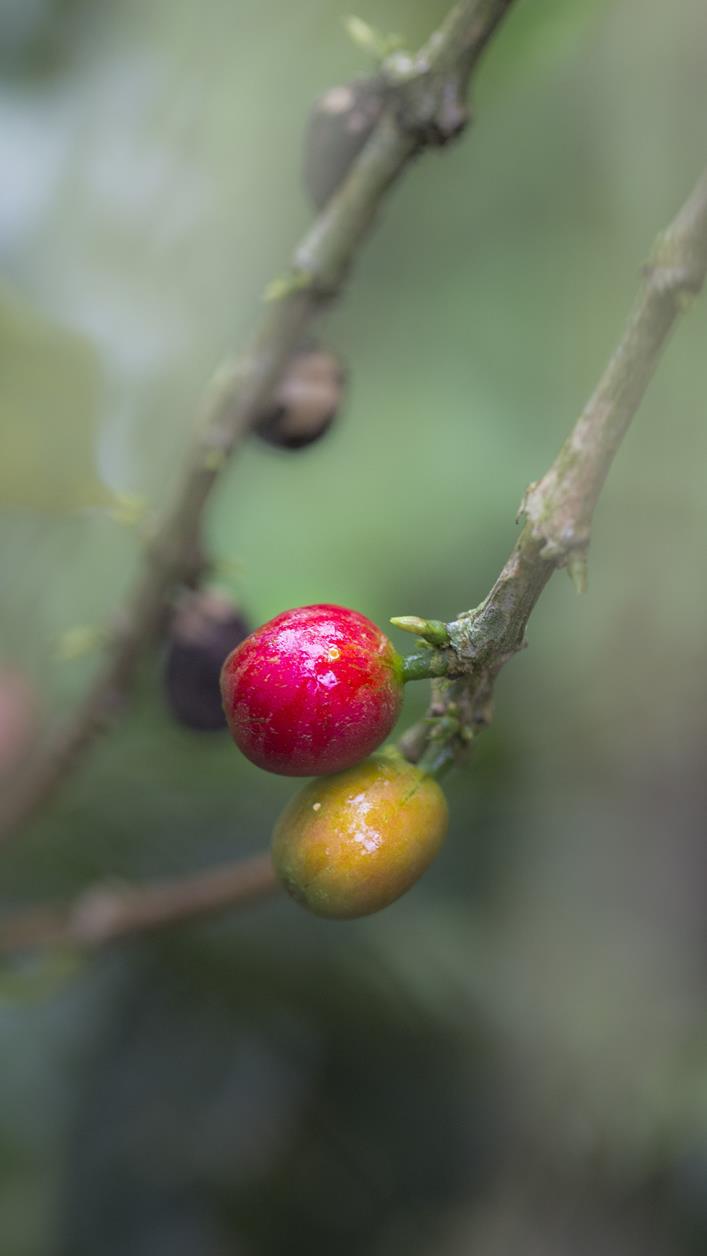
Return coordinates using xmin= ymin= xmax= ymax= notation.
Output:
xmin=0 ymin=0 xmax=517 ymax=845
xmin=523 ymin=169 xmax=707 ymax=567
xmin=0 ymin=852 xmax=277 ymax=954
xmin=401 ymin=168 xmax=707 ymax=759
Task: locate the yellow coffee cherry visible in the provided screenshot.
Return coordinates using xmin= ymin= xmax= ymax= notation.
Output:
xmin=272 ymin=753 xmax=448 ymax=919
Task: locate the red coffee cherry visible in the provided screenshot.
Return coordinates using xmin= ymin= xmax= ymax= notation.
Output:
xmin=272 ymin=753 xmax=448 ymax=919
xmin=220 ymin=604 xmax=404 ymax=776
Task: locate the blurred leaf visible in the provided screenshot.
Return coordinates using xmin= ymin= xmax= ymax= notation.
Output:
xmin=0 ymin=281 xmax=111 ymax=512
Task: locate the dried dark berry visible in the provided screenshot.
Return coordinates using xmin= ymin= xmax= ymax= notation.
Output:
xmin=254 ymin=347 xmax=345 ymax=452
xmin=163 ymin=591 xmax=249 ymax=732
xmin=303 ymin=77 xmax=388 ymax=210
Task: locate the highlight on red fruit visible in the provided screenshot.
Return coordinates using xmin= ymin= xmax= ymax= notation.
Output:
xmin=219 ymin=604 xmax=404 ymax=776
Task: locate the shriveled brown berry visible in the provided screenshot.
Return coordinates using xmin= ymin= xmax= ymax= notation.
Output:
xmin=164 ymin=590 xmax=249 ymax=732
xmin=303 ymin=77 xmax=388 ymax=209
xmin=254 ymin=347 xmax=345 ymax=452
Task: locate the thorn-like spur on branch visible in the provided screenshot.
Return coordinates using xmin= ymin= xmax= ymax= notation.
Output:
xmin=0 ymin=852 xmax=278 ymax=954
xmin=401 ymin=168 xmax=707 ymax=767
xmin=0 ymin=0 xmax=518 ymax=846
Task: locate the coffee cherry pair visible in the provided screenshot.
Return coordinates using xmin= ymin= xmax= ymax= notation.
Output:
xmin=220 ymin=604 xmax=449 ymax=919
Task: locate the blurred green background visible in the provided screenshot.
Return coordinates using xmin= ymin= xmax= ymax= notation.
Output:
xmin=1 ymin=0 xmax=707 ymax=1252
